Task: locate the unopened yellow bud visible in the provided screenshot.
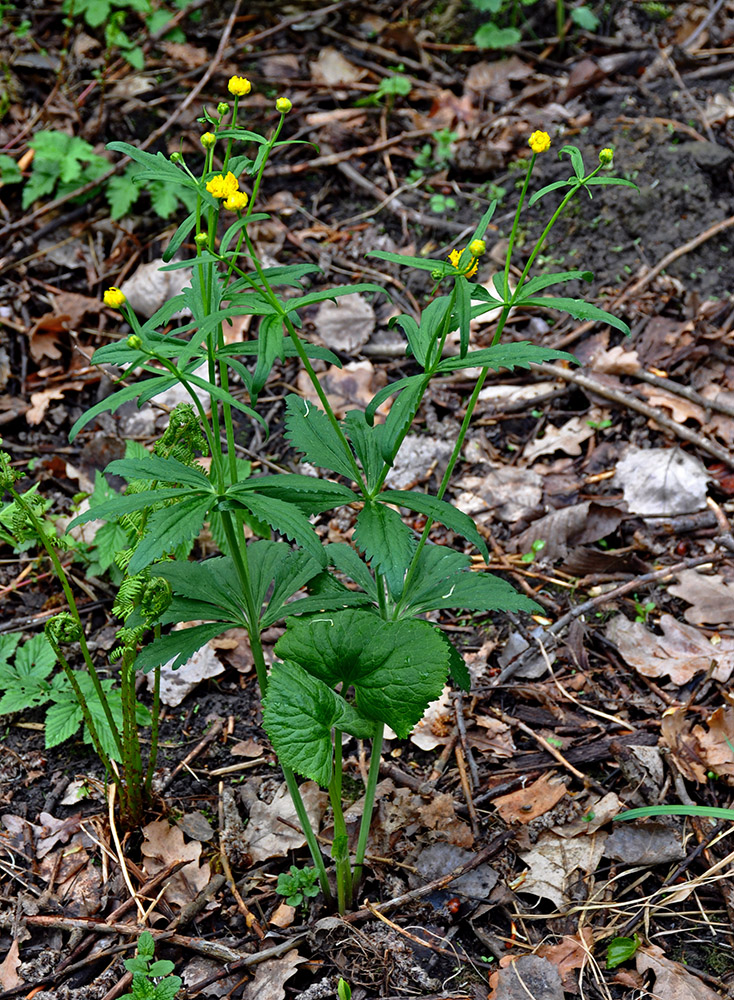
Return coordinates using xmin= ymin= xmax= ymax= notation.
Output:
xmin=103 ymin=287 xmax=126 ymax=309
xmin=469 ymin=239 xmax=486 ymax=258
xmin=529 ymin=130 xmax=551 ymax=154
xmin=217 ymin=102 xmax=230 ymax=116
xmin=201 ymin=131 xmax=216 ymax=149
xmin=195 ymin=231 xmax=208 ymax=246
xmin=127 ymin=335 xmax=143 ymax=350
xmin=276 ymin=97 xmax=292 ymax=114
xmin=228 ymin=75 xmax=251 ymax=97
xmin=599 ymin=147 xmax=614 ymax=165
xmin=224 ymin=191 xmax=249 ymax=211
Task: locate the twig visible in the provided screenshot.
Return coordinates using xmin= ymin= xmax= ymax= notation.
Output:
xmin=157 ymin=718 xmax=224 ymax=791
xmin=532 ymin=362 xmax=734 ymax=467
xmin=107 ymin=780 xmax=147 ymax=922
xmin=218 ymin=780 xmax=266 ymax=939
xmin=635 ymin=369 xmax=734 ymax=421
xmin=454 ymin=746 xmax=480 ymax=839
xmin=365 ymin=902 xmax=466 ymax=959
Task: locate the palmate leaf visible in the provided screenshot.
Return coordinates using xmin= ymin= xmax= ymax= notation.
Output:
xmin=325 ymin=542 xmax=379 ymax=599
xmin=436 ymin=630 xmax=471 ymax=692
xmin=435 ymin=342 xmax=578 ymax=374
xmin=105 ymin=454 xmax=212 ymax=489
xmin=367 ymin=250 xmax=447 ymax=272
xmin=263 ymin=660 xmax=375 ymax=786
xmin=365 ymin=373 xmax=426 ymax=427
xmin=519 ymin=269 xmax=593 ymax=297
xmin=274 ymin=610 xmax=450 ymax=738
xmin=375 ymin=376 xmax=428 ymax=463
xmin=155 ymin=557 xmax=247 ymax=621
xmin=353 ymin=501 xmax=416 ymax=599
xmin=233 ymin=492 xmax=326 ymax=567
xmin=380 ymin=489 xmax=489 ymax=563
xmin=0 ymin=634 xmax=56 ymax=714
xmin=231 ymin=475 xmax=359 ymax=516
xmin=403 ymin=567 xmax=541 ymax=616
xmin=342 ymin=410 xmax=384 ymax=492
xmin=283 ymin=395 xmax=357 ymax=480
xmin=284 ymin=283 xmax=386 ymax=313
xmin=67 ymin=487 xmax=193 ymax=530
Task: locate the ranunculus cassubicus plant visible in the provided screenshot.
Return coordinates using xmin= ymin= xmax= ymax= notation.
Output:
xmin=2 ymin=82 xmax=636 ymax=912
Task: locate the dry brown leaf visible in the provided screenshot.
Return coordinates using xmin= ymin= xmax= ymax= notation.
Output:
xmin=470 ymin=716 xmax=516 ymax=758
xmin=419 ymin=794 xmax=474 ymax=848
xmin=465 ymin=57 xmax=532 ymax=100
xmin=314 ymin=294 xmax=375 ymax=352
xmin=636 ymin=944 xmax=723 ymax=999
xmin=160 ymin=41 xmax=208 ymax=67
xmin=241 ymin=950 xmax=305 ymax=1000
xmin=0 ymin=941 xmax=22 ymax=991
xmin=604 ymin=823 xmax=685 ymax=864
xmin=512 ymin=501 xmax=624 ymax=562
xmin=668 ymin=569 xmax=734 ymax=625
xmin=494 ymin=774 xmax=567 ymax=825
xmin=296 ymin=361 xmax=386 ymax=419
xmin=26 ymin=383 xmax=83 ymax=425
xmin=410 ymin=685 xmax=453 ymax=750
xmin=639 ymin=386 xmax=706 ymax=424
xmin=269 ymin=903 xmax=295 ymax=929
xmin=141 ymin=820 xmax=211 ymax=907
xmin=523 ymin=416 xmax=595 ymax=462
xmin=660 ymin=709 xmax=708 ymax=783
xmin=589 ymin=344 xmax=640 ymax=374
xmin=241 ymin=780 xmax=327 ymax=862
xmin=537 ymin=928 xmax=594 ymax=988
xmin=604 ymin=614 xmax=734 ymax=684
xmin=454 ymin=465 xmax=542 ymax=524
xmin=691 ymin=706 xmax=734 ymax=778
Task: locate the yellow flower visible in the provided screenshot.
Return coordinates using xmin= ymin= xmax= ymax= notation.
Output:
xmin=276 ymin=97 xmax=292 ymax=114
xmin=469 ymin=238 xmax=486 ymax=258
xmin=448 ymin=248 xmax=478 ymax=278
xmin=228 ymin=75 xmax=251 ymax=97
xmin=103 ymin=287 xmax=126 ymax=308
xmin=599 ymin=147 xmax=614 ymax=165
xmin=529 ymin=130 xmax=551 ymax=154
xmin=224 ymin=190 xmax=249 ymax=211
xmin=201 ymin=132 xmax=216 ymax=149
xmin=206 ymin=171 xmax=239 ymax=199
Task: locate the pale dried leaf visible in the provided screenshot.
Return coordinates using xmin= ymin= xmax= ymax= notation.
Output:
xmin=26 ymin=384 xmax=83 ymax=426
xmin=661 ymin=709 xmax=708 ymax=783
xmin=314 ymin=294 xmax=375 ymax=352
xmin=512 ymin=500 xmax=624 ymax=561
xmin=141 ymin=819 xmax=211 ymax=907
xmin=241 ymin=780 xmax=327 ymax=862
xmin=524 ymin=416 xmax=594 ymax=462
xmin=410 ymin=685 xmax=453 ymax=750
xmin=636 ymin=944 xmax=723 ymax=999
xmin=614 ymin=446 xmax=709 ymax=516
xmin=309 ymin=46 xmax=365 ymax=85
xmin=384 ymin=434 xmax=453 ymax=490
xmin=269 ymin=903 xmax=296 ymax=928
xmin=604 ymin=614 xmax=734 ymax=684
xmin=0 ymin=941 xmax=22 ymax=991
xmin=470 ymin=716 xmax=516 ymax=758
xmin=668 ymin=569 xmax=734 ymax=625
xmin=691 ymin=706 xmax=734 ymax=778
xmin=455 ymin=466 xmax=542 ymax=524
xmin=147 ymin=631 xmax=225 ymax=707
xmin=519 ymin=830 xmax=607 ymax=908
xmin=639 ymin=386 xmax=706 ymax=424
xmin=419 ymin=794 xmax=474 ymax=848
xmin=590 ymin=344 xmax=640 ymax=374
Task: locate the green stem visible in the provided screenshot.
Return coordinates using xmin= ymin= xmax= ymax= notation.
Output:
xmin=11 ymin=488 xmax=124 ymax=760
xmin=329 ymin=731 xmax=352 ymax=914
xmin=282 ymin=765 xmax=332 ymax=901
xmin=504 ymin=152 xmax=537 ymax=299
xmin=219 ymin=510 xmax=268 ymax=692
xmin=144 ymin=625 xmax=162 ymax=798
xmin=119 ymin=646 xmax=143 ymax=827
xmin=353 ymin=722 xmax=384 ymax=889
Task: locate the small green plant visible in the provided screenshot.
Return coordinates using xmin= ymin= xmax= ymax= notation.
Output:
xmin=0 ymin=630 xmax=150 ymax=756
xmin=63 ymin=0 xmax=185 ymax=69
xmin=520 ymin=538 xmax=546 ymax=563
xmin=606 ymin=934 xmax=640 ymax=969
xmin=21 ymin=131 xmax=109 ymax=210
xmin=632 ymin=594 xmax=656 ymax=623
xmin=337 ymin=978 xmax=352 ymax=1000
xmin=429 ymin=193 xmax=457 ymax=214
xmin=468 ymin=0 xmax=599 ymax=49
xmin=587 ymin=416 xmax=612 ymax=430
xmin=276 ymin=864 xmax=320 ymax=907
xmin=356 ymin=73 xmax=412 ymax=107
xmin=120 ymin=930 xmax=182 ymax=1000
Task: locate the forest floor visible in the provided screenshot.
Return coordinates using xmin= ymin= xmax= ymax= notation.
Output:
xmin=2 ymin=0 xmax=734 ymax=998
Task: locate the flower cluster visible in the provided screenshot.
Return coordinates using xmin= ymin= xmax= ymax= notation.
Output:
xmin=228 ymin=75 xmax=251 ymax=96
xmin=448 ymin=238 xmax=486 ymax=278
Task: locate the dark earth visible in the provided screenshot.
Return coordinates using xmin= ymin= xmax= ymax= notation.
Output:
xmin=2 ymin=0 xmax=734 ymax=998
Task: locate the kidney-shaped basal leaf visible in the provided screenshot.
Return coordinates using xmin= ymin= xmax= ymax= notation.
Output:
xmin=263 ymin=660 xmax=375 ymax=786
xmin=274 ymin=610 xmax=450 ymax=738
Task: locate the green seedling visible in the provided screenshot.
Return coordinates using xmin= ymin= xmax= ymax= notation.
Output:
xmin=633 ymin=594 xmax=656 ymax=623
xmin=429 ymin=193 xmax=457 ymax=214
xmin=468 ymin=0 xmax=599 ymax=49
xmin=521 ymin=538 xmax=546 ymax=563
xmin=606 ymin=934 xmax=640 ymax=969
xmin=356 ymin=73 xmax=412 ymax=107
xmin=2 ymin=95 xmax=636 ymax=906
xmin=120 ymin=930 xmax=182 ymax=1000
xmin=276 ymin=864 xmax=320 ymax=907
xmin=337 ymin=979 xmax=352 ymax=1000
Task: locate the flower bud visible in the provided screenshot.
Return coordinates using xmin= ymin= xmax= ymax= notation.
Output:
xmin=599 ymin=147 xmax=614 ymax=165
xmin=201 ymin=131 xmax=216 ymax=149
xmin=195 ymin=232 xmax=208 ymax=247
xmin=170 ymin=151 xmax=183 ymax=164
xmin=469 ymin=239 xmax=486 ymax=257
xmin=103 ymin=287 xmax=126 ymax=309
xmin=431 ymin=268 xmax=444 ymax=281
xmin=217 ymin=102 xmax=230 ymax=116
xmin=127 ymin=335 xmax=143 ymax=350
xmin=228 ymin=75 xmax=251 ymax=97
xmin=276 ymin=97 xmax=292 ymax=114
xmin=528 ymin=130 xmax=551 ymax=154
